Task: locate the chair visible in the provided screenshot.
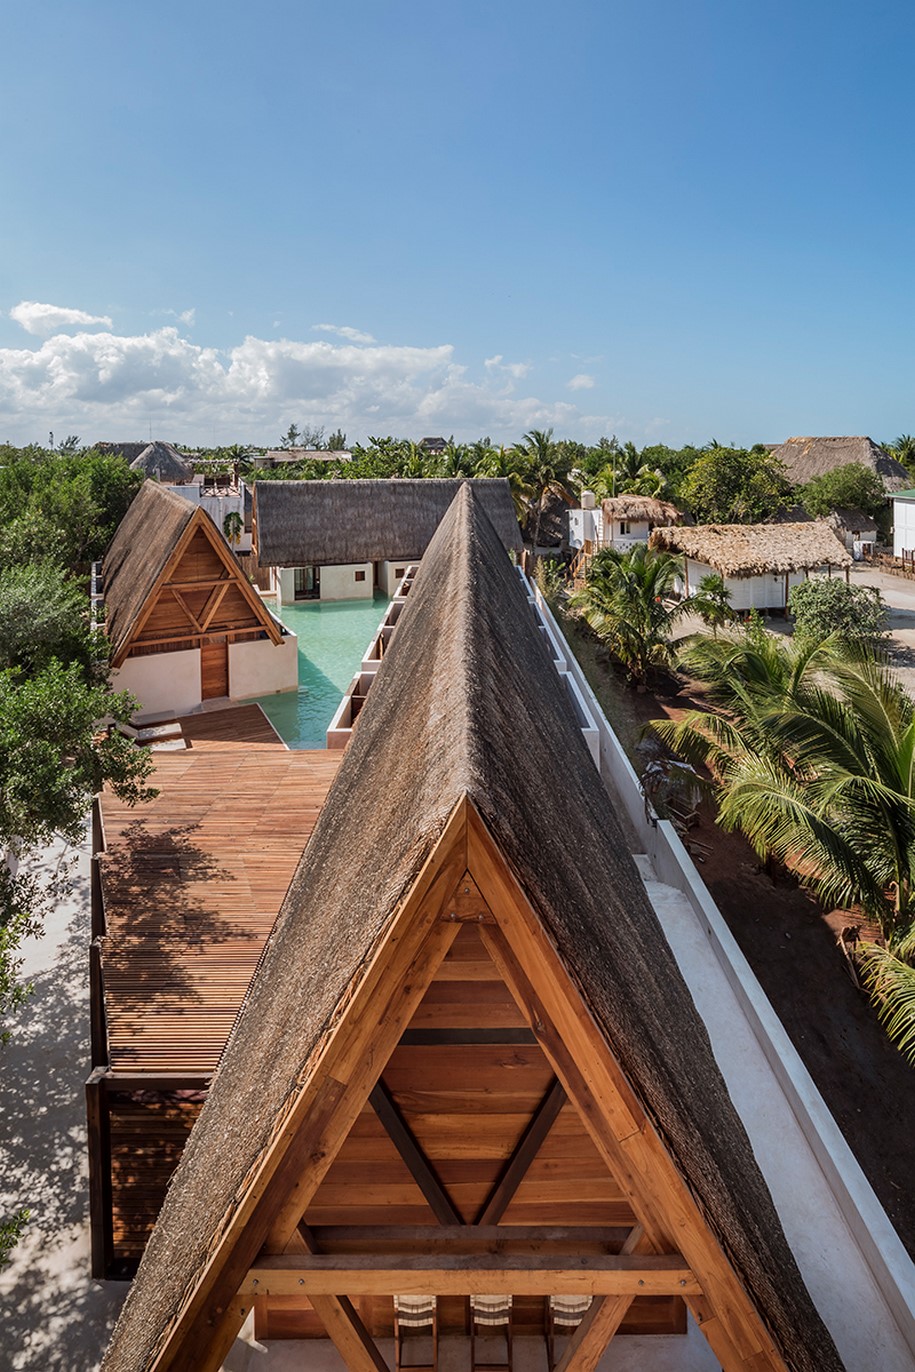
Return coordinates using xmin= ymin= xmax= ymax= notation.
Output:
xmin=394 ymin=1295 xmax=438 ymax=1372
xmin=470 ymin=1294 xmax=513 ymax=1372
xmin=545 ymin=1296 xmax=592 ymax=1371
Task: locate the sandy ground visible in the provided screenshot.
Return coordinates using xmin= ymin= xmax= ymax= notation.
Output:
xmin=0 ymin=833 xmax=127 ymax=1371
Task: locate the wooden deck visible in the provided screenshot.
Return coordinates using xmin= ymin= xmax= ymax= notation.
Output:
xmin=99 ymin=712 xmax=340 ymax=1075
xmin=95 ymin=706 xmax=341 ymax=1273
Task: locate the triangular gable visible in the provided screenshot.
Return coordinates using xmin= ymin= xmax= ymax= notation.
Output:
xmin=102 ymin=487 xmax=843 ymax=1372
xmin=103 ymin=482 xmax=280 ymax=666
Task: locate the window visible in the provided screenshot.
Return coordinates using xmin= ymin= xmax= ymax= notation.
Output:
xmin=355 ymin=570 xmax=366 ymax=582
xmin=619 ymin=520 xmax=630 ymax=535
xmin=395 ymin=568 xmax=405 ymax=577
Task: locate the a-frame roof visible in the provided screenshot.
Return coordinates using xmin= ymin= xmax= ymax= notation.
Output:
xmin=102 ymin=480 xmax=279 ymax=665
xmin=102 ymin=486 xmax=843 ymax=1372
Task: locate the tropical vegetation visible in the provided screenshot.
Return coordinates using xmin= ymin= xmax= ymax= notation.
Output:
xmin=649 ymin=624 xmax=915 ymax=1061
xmin=569 ymin=543 xmax=687 ymax=686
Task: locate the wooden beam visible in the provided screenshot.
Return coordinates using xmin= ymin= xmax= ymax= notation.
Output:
xmin=310 ymin=1295 xmax=391 ymax=1372
xmin=476 ymin=1077 xmax=566 ymax=1224
xmin=240 ymin=1253 xmax=700 ymax=1298
xmin=199 ymin=581 xmax=230 ymax=631
xmin=168 ymin=587 xmax=204 ymax=632
xmin=398 ymin=1028 xmax=536 ymax=1046
xmin=86 ymin=1068 xmax=113 ymax=1278
xmin=467 ymin=803 xmax=787 ymax=1372
xmin=164 ymin=577 xmax=232 ymax=591
xmin=370 ymin=1079 xmax=462 ymax=1226
xmin=554 ymin=1228 xmax=649 ymax=1372
xmin=309 ymin=1226 xmax=626 ymax=1255
xmin=89 ymin=941 xmax=108 ymax=1069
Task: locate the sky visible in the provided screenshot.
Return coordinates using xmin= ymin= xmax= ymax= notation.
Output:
xmin=1 ymin=0 xmax=914 ymax=450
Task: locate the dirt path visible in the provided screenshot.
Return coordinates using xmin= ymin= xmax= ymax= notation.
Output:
xmin=562 ymin=613 xmax=915 ymax=1260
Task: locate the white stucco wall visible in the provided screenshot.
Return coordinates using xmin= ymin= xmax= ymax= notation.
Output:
xmin=894 ymin=497 xmax=915 ymax=558
xmin=112 ymin=649 xmax=201 ymax=717
xmin=162 ymin=484 xmax=252 ymax=552
xmin=568 ymin=508 xmax=603 ymax=549
xmin=228 ymin=635 xmax=298 ymax=699
xmin=380 ymin=558 xmax=418 ymax=598
xmin=320 ymin=562 xmax=374 ymax=601
xmin=677 ymin=558 xmax=807 ymax=610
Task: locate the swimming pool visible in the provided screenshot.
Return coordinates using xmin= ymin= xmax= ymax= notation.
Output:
xmin=255 ymin=593 xmax=389 ymax=748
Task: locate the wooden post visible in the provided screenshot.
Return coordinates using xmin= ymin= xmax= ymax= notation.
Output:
xmin=86 ymin=1069 xmax=114 ymax=1278
xmin=90 ymin=856 xmax=105 ymax=940
xmin=89 ymin=941 xmax=108 ymax=1069
xmin=91 ymin=795 xmax=106 ymax=854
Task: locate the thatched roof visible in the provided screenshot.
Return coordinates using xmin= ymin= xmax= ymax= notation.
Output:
xmin=95 ymin=441 xmax=153 ymax=463
xmin=770 ymin=436 xmax=909 ymax=491
xmin=103 ymin=487 xmax=841 ymax=1372
xmin=128 ymin=442 xmax=195 ymax=484
xmin=601 ymin=494 xmax=681 ymax=524
xmin=254 ymin=477 xmax=522 ymax=565
xmin=102 ymin=482 xmax=196 ymax=661
xmin=261 ymin=448 xmax=350 ymax=464
xmin=827 ymin=508 xmax=877 ymax=535
xmin=650 ymin=521 xmax=851 ymax=576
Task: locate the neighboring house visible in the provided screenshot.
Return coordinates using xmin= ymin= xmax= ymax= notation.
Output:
xmin=419 ymin=435 xmax=448 ymax=455
xmin=768 ymin=436 xmax=909 ymax=492
xmin=102 ymin=481 xmax=297 ymax=715
xmin=160 ymin=477 xmax=253 ymax=553
xmin=569 ymin=493 xmax=682 ymax=563
xmin=826 ymin=508 xmax=878 ymax=557
xmin=253 ymin=477 xmax=522 ymax=601
xmin=100 ymin=488 xmax=875 ymax=1372
xmin=650 ymin=521 xmax=852 ymax=611
xmin=96 ymin=440 xmax=196 ymax=481
xmin=892 ymin=488 xmax=915 ymax=559
xmin=250 ymin=448 xmax=353 ymax=469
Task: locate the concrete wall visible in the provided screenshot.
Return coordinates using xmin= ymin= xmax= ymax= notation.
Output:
xmin=113 ymin=648 xmax=201 ymax=717
xmin=320 ymin=562 xmax=374 ymax=601
xmin=567 ymin=508 xmax=603 ymax=550
xmin=380 ymin=558 xmax=419 ymax=598
xmin=229 ymin=635 xmax=298 ymax=699
xmin=894 ymin=497 xmax=915 ymax=558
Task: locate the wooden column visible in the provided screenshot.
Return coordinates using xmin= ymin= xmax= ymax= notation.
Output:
xmin=86 ymin=1069 xmax=114 ymax=1279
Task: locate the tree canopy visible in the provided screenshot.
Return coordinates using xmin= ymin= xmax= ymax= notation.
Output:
xmin=678 ymin=444 xmax=790 ymax=524
xmin=799 ymin=462 xmax=887 ymax=520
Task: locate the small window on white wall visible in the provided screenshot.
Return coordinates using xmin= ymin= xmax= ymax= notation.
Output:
xmin=355 ymin=570 xmax=366 ymax=582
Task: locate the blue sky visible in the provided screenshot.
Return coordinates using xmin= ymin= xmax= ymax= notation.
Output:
xmin=1 ymin=0 xmax=913 ymax=448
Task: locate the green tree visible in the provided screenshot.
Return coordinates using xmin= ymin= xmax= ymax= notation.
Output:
xmin=689 ymin=573 xmax=734 ymax=635
xmin=789 ymin=578 xmax=887 ymax=646
xmin=514 ymin=429 xmax=574 ymax=551
xmin=570 ymin=543 xmax=686 ymax=685
xmin=679 ymin=445 xmax=789 ymax=524
xmin=0 ymin=562 xmax=104 ymax=679
xmin=799 ymin=462 xmax=887 ymax=519
xmin=326 ymin=429 xmax=348 ymax=451
xmin=651 ymin=629 xmax=915 ymax=1056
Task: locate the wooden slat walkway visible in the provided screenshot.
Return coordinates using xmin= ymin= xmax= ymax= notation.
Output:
xmin=99 ymin=711 xmax=340 ymax=1074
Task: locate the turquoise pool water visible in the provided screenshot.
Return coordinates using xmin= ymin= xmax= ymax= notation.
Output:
xmin=255 ymin=592 xmax=389 ymax=748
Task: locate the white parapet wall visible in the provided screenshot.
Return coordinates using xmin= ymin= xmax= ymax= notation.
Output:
xmin=112 ymin=648 xmax=202 ymax=717
xmin=526 ymin=576 xmax=915 ymax=1366
xmin=229 ymin=634 xmax=298 ymax=699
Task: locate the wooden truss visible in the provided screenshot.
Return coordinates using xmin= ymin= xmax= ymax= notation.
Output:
xmin=148 ymin=798 xmax=790 ymax=1372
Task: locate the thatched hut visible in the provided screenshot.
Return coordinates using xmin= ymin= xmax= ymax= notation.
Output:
xmin=128 ymin=441 xmax=195 ymax=484
xmin=826 ymin=508 xmax=878 ymax=555
xmin=769 ymin=436 xmax=909 ymax=492
xmin=568 ymin=493 xmax=683 ymax=558
xmin=101 ymin=487 xmax=845 ymax=1372
xmin=102 ymin=482 xmax=295 ymax=715
xmin=650 ymin=520 xmax=851 ymax=610
xmin=254 ymin=477 xmax=522 ymax=601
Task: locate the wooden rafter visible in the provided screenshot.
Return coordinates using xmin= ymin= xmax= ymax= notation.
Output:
xmin=168 ymin=587 xmax=203 ymax=633
xmin=475 ymin=1077 xmax=566 ymax=1224
xmin=369 ymin=1079 xmax=461 ymax=1226
xmin=553 ymin=1227 xmax=650 ymax=1372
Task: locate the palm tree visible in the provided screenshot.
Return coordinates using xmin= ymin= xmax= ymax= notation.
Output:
xmin=570 ymin=543 xmax=686 ymax=686
xmin=514 ymin=429 xmax=574 ymax=551
xmin=689 ymin=574 xmax=734 ymax=636
xmin=650 ymin=629 xmax=915 ymax=1056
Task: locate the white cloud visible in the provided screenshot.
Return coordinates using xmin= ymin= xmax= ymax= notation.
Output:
xmin=484 ymin=354 xmax=530 ymax=380
xmin=0 ymin=323 xmax=602 ymax=445
xmin=567 ymin=373 xmax=595 ymax=391
xmin=178 ymin=308 xmax=195 ymax=327
xmin=9 ymin=300 xmax=113 ymax=336
xmin=312 ymin=323 xmax=377 ymax=345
